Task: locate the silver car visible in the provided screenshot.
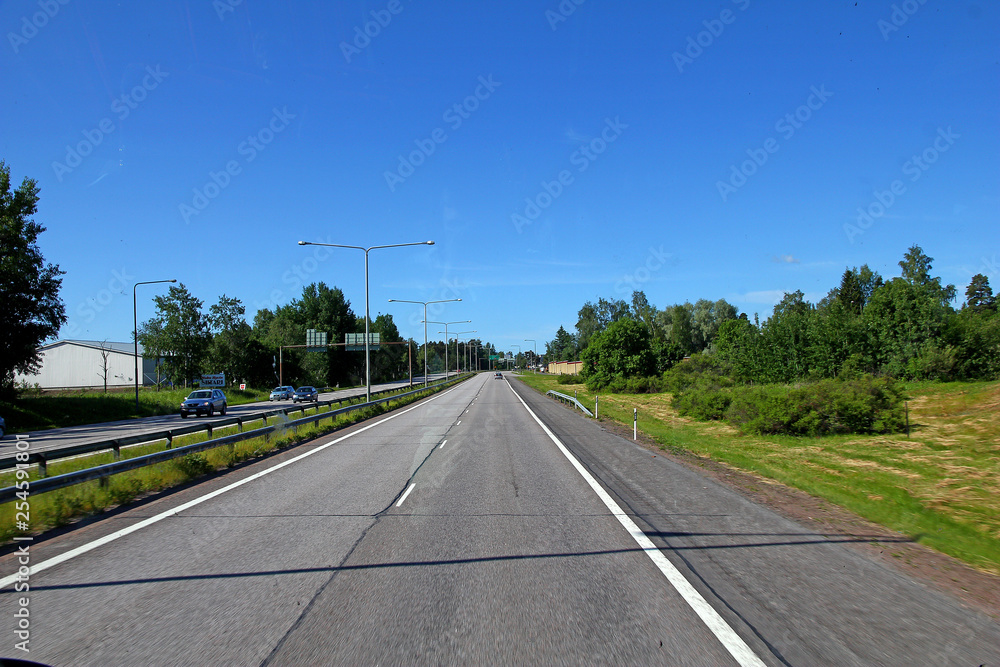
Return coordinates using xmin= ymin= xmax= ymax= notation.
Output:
xmin=180 ymin=389 xmax=228 ymax=418
xmin=269 ymin=386 xmax=295 ymax=401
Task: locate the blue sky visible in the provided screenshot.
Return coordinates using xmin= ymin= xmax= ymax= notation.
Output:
xmin=3 ymin=0 xmax=997 ymax=356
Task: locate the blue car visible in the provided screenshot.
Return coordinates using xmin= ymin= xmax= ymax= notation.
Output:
xmin=0 ymin=415 xmax=5 ymax=439
xmin=293 ymin=386 xmax=318 ymax=403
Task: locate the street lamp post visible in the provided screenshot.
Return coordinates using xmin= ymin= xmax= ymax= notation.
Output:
xmin=388 ymin=298 xmax=461 ymax=387
xmin=299 ymin=240 xmax=434 ymax=402
xmin=525 ymin=339 xmax=537 ymax=373
xmin=425 ymin=320 xmax=470 ymax=380
xmin=133 ymin=279 xmax=176 ymax=411
xmin=443 ymin=331 xmax=476 ymax=376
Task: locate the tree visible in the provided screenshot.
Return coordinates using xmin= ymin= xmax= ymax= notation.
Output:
xmin=898 ymin=244 xmax=956 ymax=307
xmin=580 ymin=318 xmax=654 ymax=388
xmin=97 ymin=340 xmax=112 ymax=392
xmin=206 ymin=295 xmax=270 ymax=387
xmin=545 ymin=325 xmax=578 ymax=361
xmin=0 ymin=162 xmax=67 ymax=396
xmin=964 ymin=274 xmax=995 ymax=313
xmin=576 ymin=297 xmax=630 ymax=350
xmin=137 ymin=284 xmax=211 ymax=386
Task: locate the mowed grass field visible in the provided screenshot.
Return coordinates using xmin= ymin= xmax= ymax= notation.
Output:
xmin=516 ymin=374 xmax=1000 ymax=575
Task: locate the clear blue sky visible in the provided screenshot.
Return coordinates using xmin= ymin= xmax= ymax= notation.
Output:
xmin=3 ymin=1 xmax=997 ymax=355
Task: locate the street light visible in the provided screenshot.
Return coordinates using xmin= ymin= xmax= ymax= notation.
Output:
xmin=442 ymin=331 xmax=476 ymax=375
xmin=134 ymin=279 xmax=176 ymax=411
xmin=298 ymin=240 xmax=434 ymax=402
xmin=425 ymin=320 xmax=470 ymax=379
xmin=525 ymin=339 xmax=537 ymax=373
xmin=388 ymin=298 xmax=461 ymax=387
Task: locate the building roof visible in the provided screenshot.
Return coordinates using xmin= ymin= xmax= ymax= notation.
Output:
xmin=40 ymin=339 xmax=145 ymax=356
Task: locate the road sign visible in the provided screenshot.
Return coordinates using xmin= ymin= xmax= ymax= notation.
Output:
xmin=306 ymin=329 xmax=328 ymax=352
xmin=345 ymin=332 xmax=380 ymax=351
xmin=489 ymin=354 xmax=500 ymax=360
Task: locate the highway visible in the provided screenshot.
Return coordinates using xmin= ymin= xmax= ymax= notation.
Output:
xmin=1 ymin=373 xmax=998 ymax=665
xmin=0 ymin=375 xmax=449 ymax=457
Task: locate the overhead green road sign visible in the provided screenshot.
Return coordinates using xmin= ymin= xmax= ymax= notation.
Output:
xmin=306 ymin=328 xmax=328 ymax=352
xmin=489 ymin=354 xmax=500 ymax=360
xmin=346 ymin=332 xmax=380 ymax=351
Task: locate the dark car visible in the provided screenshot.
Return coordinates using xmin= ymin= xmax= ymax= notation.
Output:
xmin=180 ymin=389 xmax=227 ymax=418
xmin=293 ymin=386 xmax=319 ymax=403
xmin=0 ymin=415 xmax=5 ymax=439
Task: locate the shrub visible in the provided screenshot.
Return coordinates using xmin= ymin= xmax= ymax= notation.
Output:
xmin=724 ymin=375 xmax=904 ymax=436
xmin=556 ymin=373 xmax=583 ymax=385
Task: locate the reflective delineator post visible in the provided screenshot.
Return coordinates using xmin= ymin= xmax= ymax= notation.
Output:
xmin=633 ymin=408 xmax=637 ymax=441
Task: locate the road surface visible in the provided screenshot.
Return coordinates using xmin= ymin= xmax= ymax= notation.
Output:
xmin=1 ymin=373 xmax=997 ymax=665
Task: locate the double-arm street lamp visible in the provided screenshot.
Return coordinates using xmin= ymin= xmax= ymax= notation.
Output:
xmin=134 ymin=279 xmax=176 ymax=410
xmin=388 ymin=298 xmax=461 ymax=387
xmin=425 ymin=320 xmax=470 ymax=380
xmin=298 ymin=240 xmax=434 ymax=402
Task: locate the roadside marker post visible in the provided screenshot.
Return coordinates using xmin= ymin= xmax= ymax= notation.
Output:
xmin=633 ymin=408 xmax=637 ymax=441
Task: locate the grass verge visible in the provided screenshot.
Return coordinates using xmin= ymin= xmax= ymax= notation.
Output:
xmin=517 ymin=374 xmax=1000 ymax=575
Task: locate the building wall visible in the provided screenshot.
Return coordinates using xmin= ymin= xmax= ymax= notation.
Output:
xmin=14 ymin=342 xmax=152 ymax=389
xmin=547 ymin=360 xmax=583 ymax=375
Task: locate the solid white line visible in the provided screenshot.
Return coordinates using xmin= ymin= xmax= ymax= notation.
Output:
xmin=0 ymin=383 xmax=468 ymax=590
xmin=456 ymin=420 xmax=461 ymax=425
xmin=439 ymin=439 xmax=447 ymax=449
xmin=396 ymin=483 xmax=416 ymax=507
xmin=506 ymin=383 xmax=767 ymax=667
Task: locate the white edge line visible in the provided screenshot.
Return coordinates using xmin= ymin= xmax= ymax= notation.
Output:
xmin=439 ymin=439 xmax=447 ymax=449
xmin=0 ymin=383 xmax=466 ymax=589
xmin=506 ymin=382 xmax=768 ymax=667
xmin=396 ymin=483 xmax=416 ymax=507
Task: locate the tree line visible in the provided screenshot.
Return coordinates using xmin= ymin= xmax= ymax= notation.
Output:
xmin=138 ymin=281 xmax=498 ymax=389
xmin=546 ymin=245 xmax=999 ymax=389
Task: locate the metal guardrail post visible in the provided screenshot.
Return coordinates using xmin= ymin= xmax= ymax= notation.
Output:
xmin=112 ymin=442 xmax=121 ymax=461
xmin=37 ymin=455 xmax=47 ymax=478
xmin=206 ymin=424 xmax=213 ymax=439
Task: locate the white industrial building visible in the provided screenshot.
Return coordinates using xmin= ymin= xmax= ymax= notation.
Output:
xmin=14 ymin=340 xmax=159 ymax=390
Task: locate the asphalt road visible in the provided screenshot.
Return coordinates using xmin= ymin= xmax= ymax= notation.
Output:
xmin=0 ymin=373 xmax=997 ymax=665
xmin=0 ymin=374 xmax=449 ymax=457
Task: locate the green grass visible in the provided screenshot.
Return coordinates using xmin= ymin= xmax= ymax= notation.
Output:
xmin=518 ymin=374 xmax=1000 ymax=575
xmin=0 ymin=377 xmax=468 ymax=544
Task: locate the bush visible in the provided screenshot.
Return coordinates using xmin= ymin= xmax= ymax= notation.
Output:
xmin=556 ymin=373 xmax=583 ymax=385
xmin=724 ymin=375 xmax=905 ymax=436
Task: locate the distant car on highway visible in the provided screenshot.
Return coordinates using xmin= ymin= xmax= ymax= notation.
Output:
xmin=269 ymin=386 xmax=295 ymax=401
xmin=495 ymin=372 xmax=502 ymax=379
xmin=180 ymin=389 xmax=228 ymax=418
xmin=293 ymin=386 xmax=318 ymax=403
xmin=0 ymin=415 xmax=5 ymax=438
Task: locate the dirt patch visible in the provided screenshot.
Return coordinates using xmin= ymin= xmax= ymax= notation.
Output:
xmin=596 ymin=415 xmax=1000 ymax=621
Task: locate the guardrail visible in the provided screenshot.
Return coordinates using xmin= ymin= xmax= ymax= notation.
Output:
xmin=546 ymin=390 xmax=594 ymax=417
xmin=0 ymin=379 xmax=441 ymax=476
xmin=0 ymin=374 xmax=472 ymax=503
